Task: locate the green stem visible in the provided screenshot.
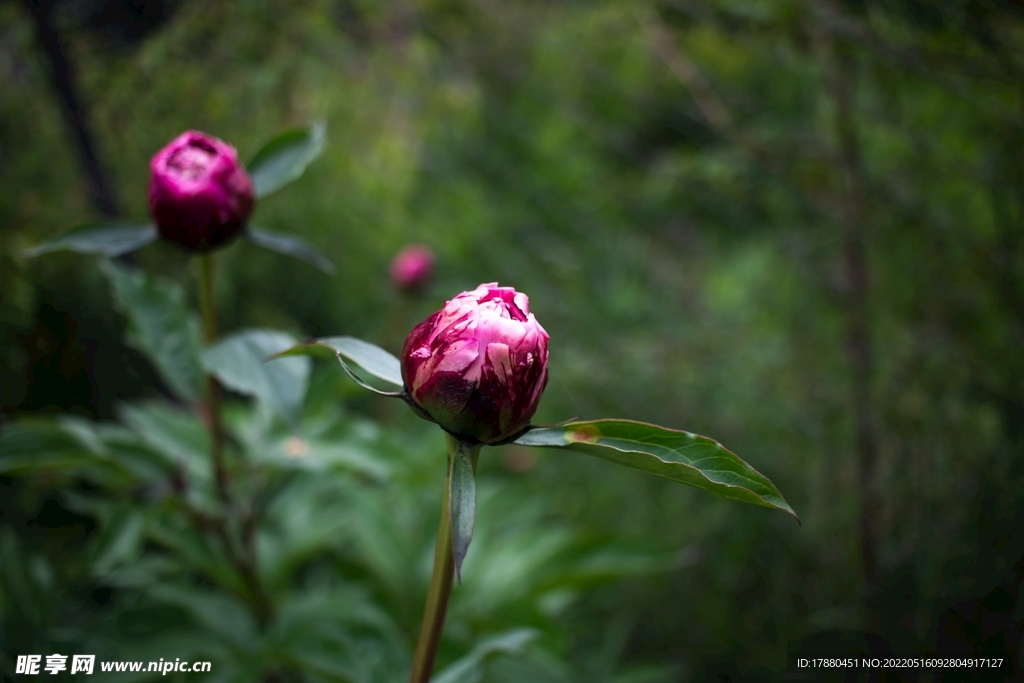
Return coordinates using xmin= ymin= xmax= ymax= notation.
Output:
xmin=196 ymin=253 xmax=274 ymax=627
xmin=197 ymin=254 xmax=229 ymax=504
xmin=409 ymin=434 xmax=479 ymax=683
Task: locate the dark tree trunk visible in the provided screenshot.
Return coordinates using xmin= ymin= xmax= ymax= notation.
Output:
xmin=821 ymin=28 xmax=881 ymax=627
xmin=21 ymin=0 xmax=121 ymax=218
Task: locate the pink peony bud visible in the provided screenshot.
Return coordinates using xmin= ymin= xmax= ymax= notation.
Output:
xmin=401 ymin=283 xmax=550 ymax=444
xmin=390 ymin=244 xmax=435 ymax=292
xmin=149 ymin=131 xmax=255 ymax=252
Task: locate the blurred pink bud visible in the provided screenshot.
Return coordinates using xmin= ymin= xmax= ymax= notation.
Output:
xmin=401 ymin=283 xmax=549 ymax=444
xmin=390 ymin=244 xmax=435 ymax=292
xmin=149 ymin=131 xmax=254 ymax=252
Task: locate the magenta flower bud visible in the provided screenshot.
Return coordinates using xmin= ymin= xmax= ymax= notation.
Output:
xmin=402 ymin=283 xmax=550 ymax=444
xmin=149 ymin=131 xmax=255 ymax=252
xmin=390 ymin=244 xmax=435 ymax=292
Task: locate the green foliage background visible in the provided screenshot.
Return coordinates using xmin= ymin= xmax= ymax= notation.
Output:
xmin=2 ymin=0 xmax=1023 ymax=680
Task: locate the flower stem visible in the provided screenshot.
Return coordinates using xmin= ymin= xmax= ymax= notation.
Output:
xmin=409 ymin=434 xmax=479 ymax=683
xmin=197 ymin=253 xmax=229 ymax=504
xmin=195 ymin=254 xmax=274 ymax=628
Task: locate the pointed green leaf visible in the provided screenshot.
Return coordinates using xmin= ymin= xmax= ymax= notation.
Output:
xmin=334 ymin=354 xmax=405 ymax=397
xmin=25 ymin=223 xmax=157 ymax=258
xmin=449 ymin=438 xmax=479 ymax=581
xmin=202 ymin=329 xmax=310 ymax=426
xmin=516 ymin=420 xmax=798 ymax=522
xmin=92 ymin=510 xmax=146 ymax=577
xmin=247 ymin=226 xmax=335 ymax=273
xmin=271 ymin=336 xmax=403 ymax=389
xmin=0 ymin=422 xmax=125 ymax=482
xmin=148 ymin=585 xmax=258 ymax=647
xmin=101 ymin=260 xmax=204 ymax=402
xmin=118 ymin=402 xmax=211 ymax=484
xmin=432 ymin=629 xmax=539 ymax=683
xmin=247 ymin=121 xmax=326 ymax=198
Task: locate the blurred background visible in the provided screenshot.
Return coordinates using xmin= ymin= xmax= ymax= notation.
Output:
xmin=2 ymin=0 xmax=1023 ymax=680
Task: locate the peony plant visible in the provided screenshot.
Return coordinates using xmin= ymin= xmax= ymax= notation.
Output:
xmin=280 ymin=286 xmax=798 ymax=683
xmin=28 ymin=122 xmax=797 ymax=683
xmin=26 ymin=123 xmax=334 ymax=272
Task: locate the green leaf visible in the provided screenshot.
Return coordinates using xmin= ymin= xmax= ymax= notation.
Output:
xmin=432 ymin=629 xmax=539 ymax=683
xmin=334 ymin=354 xmax=405 ymax=397
xmin=272 ymin=336 xmax=403 ymax=389
xmin=247 ymin=226 xmax=335 ymax=273
xmin=147 ymin=585 xmax=257 ymax=647
xmin=275 ymin=588 xmax=407 ymax=683
xmin=92 ymin=509 xmax=146 ymax=577
xmin=449 ymin=438 xmax=480 ymax=581
xmin=144 ymin=521 xmax=244 ymax=593
xmin=101 ymin=260 xmax=205 ymax=402
xmin=202 ymin=329 xmax=310 ymax=426
xmin=516 ymin=420 xmax=798 ymax=522
xmin=247 ymin=121 xmax=326 ymax=198
xmin=250 ymin=434 xmax=391 ymax=481
xmin=24 ymin=223 xmax=157 ymax=258
xmin=118 ymin=402 xmax=210 ymax=475
xmin=0 ymin=422 xmax=121 ymax=481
